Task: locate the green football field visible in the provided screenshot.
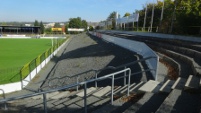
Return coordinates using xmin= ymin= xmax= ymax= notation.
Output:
xmin=0 ymin=38 xmax=60 ymax=84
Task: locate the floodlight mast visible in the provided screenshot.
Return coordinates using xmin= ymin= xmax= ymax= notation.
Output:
xmin=170 ymin=0 xmax=178 ymax=34
xmin=143 ymin=4 xmax=148 ymax=31
xmin=159 ymin=0 xmax=165 ymax=32
xmin=150 ymin=0 xmax=155 ymax=32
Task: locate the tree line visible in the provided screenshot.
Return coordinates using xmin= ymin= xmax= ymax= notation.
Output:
xmin=0 ymin=17 xmax=88 ymax=34
xmin=33 ymin=17 xmax=88 ymax=34
xmin=106 ymin=0 xmax=201 ymax=36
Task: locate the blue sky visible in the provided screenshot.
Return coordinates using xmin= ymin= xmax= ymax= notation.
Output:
xmin=0 ymin=0 xmax=151 ymax=22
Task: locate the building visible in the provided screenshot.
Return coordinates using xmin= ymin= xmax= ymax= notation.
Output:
xmin=0 ymin=26 xmax=41 ymax=35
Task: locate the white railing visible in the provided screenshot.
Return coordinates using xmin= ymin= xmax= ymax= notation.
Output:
xmin=0 ymin=68 xmax=131 ymax=113
xmin=89 ymin=31 xmax=159 ymax=81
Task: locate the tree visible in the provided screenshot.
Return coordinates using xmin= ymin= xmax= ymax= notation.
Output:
xmin=45 ymin=28 xmax=52 ymax=34
xmin=1 ymin=22 xmax=7 ymax=26
xmin=89 ymin=26 xmax=94 ymax=31
xmin=82 ymin=20 xmax=88 ymax=31
xmin=107 ymin=11 xmax=118 ymax=29
xmin=123 ymin=12 xmax=131 ymax=17
xmin=137 ymin=0 xmax=175 ymax=33
xmin=65 ymin=23 xmax=69 ymax=34
xmin=40 ymin=21 xmax=45 ymax=34
xmin=175 ymin=0 xmax=201 ymax=35
xmin=34 ymin=20 xmax=39 ymax=26
xmin=107 ymin=11 xmax=117 ymax=20
xmin=54 ymin=23 xmax=61 ymax=28
xmin=68 ymin=17 xmax=88 ymax=34
xmin=69 ymin=17 xmax=82 ymax=28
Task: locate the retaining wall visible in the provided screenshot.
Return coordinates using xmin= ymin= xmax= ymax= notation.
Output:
xmin=158 ymin=52 xmax=181 ymax=77
xmin=100 ymin=30 xmax=201 ymax=43
xmin=89 ymin=31 xmax=159 ymax=81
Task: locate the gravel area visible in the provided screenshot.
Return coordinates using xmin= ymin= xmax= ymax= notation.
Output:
xmin=40 ymin=33 xmax=144 ymax=90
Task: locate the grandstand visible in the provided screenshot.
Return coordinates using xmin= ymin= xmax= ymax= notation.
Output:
xmin=0 ymin=26 xmax=40 ymax=35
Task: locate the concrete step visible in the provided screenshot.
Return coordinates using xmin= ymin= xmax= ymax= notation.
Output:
xmin=93 ymin=86 xmax=111 ymax=97
xmin=156 ymin=89 xmax=200 ymax=113
xmin=105 ymin=85 xmax=128 ymax=96
xmin=31 ymin=91 xmax=59 ymax=99
xmin=156 ymin=89 xmax=182 ymax=113
xmin=74 ymin=97 xmax=111 ymax=113
xmin=130 ymin=81 xmax=144 ymax=93
xmin=4 ymin=98 xmax=47 ymax=113
xmin=165 ymin=49 xmax=201 ymax=76
xmin=138 ymin=80 xmax=162 ymax=93
xmin=76 ymin=96 xmax=103 ymax=107
xmin=105 ymin=86 xmax=122 ymax=96
xmin=113 ymin=85 xmax=128 ymax=95
xmin=92 ymin=94 xmax=133 ymax=113
xmin=123 ymin=92 xmax=167 ymax=113
xmin=50 ymin=96 xmax=83 ymax=113
xmin=4 ymin=88 xmax=101 ymax=113
xmin=50 ymin=91 xmax=70 ymax=99
xmin=30 ymin=90 xmax=77 ymax=100
xmin=159 ymin=80 xmax=175 ymax=93
xmin=49 ymin=87 xmax=112 ymax=113
xmin=171 ymin=77 xmax=187 ymax=90
xmin=120 ymin=83 xmax=136 ymax=94
xmin=76 ymin=87 xmax=97 ymax=97
xmin=123 ymin=92 xmax=154 ymax=113
xmin=185 ymin=75 xmax=200 ymax=90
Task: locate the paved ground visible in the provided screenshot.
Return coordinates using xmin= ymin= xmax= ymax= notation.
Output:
xmin=2 ymin=32 xmax=166 ymax=98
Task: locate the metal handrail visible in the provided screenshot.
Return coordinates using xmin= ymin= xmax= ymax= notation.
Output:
xmin=40 ymin=56 xmax=156 ymax=90
xmin=5 ymin=56 xmax=156 ymax=112
xmin=0 ymin=89 xmax=7 ymax=110
xmin=44 ymin=68 xmax=151 ymax=92
xmin=47 ymin=69 xmax=97 ymax=91
xmin=0 ymin=68 xmax=131 ymax=113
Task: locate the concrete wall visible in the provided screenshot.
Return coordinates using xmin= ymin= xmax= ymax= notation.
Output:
xmin=101 ymin=30 xmax=201 ymax=43
xmin=89 ymin=31 xmax=159 ymax=81
xmin=0 ymin=39 xmax=68 ymax=94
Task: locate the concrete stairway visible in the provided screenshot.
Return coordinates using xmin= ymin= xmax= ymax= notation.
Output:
xmin=1 ymin=76 xmax=200 ymax=113
xmin=92 ymin=81 xmax=145 ymax=113
xmin=92 ymin=75 xmax=201 ymax=113
xmin=123 ymin=92 xmax=167 ymax=113
xmin=0 ymin=82 xmax=140 ymax=113
xmin=98 ymin=31 xmax=201 ymax=113
xmin=138 ymin=76 xmax=201 ymax=113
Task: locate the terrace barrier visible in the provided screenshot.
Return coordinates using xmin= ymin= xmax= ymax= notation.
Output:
xmin=89 ymin=31 xmax=159 ymax=81
xmin=0 ymin=37 xmax=68 ymax=94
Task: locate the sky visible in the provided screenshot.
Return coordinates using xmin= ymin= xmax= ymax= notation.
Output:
xmin=0 ymin=0 xmax=151 ymax=22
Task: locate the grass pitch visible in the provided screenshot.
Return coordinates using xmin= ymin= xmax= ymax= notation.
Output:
xmin=0 ymin=38 xmax=56 ymax=84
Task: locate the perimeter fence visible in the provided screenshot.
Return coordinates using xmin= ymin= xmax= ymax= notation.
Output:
xmin=0 ymin=37 xmax=67 ymax=85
